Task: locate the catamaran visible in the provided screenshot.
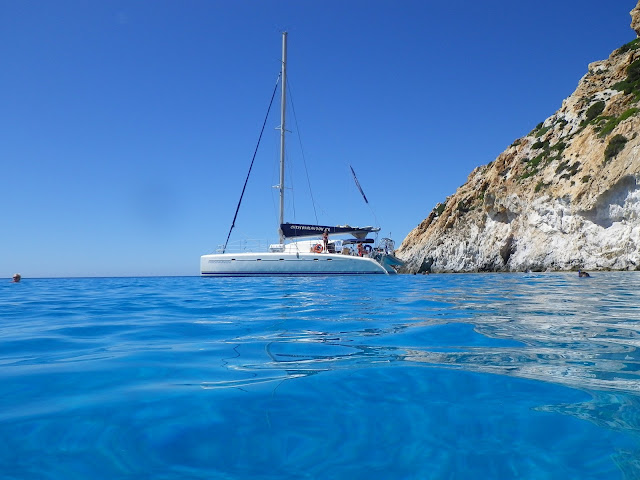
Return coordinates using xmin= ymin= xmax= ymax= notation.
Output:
xmin=200 ymin=32 xmax=403 ymax=276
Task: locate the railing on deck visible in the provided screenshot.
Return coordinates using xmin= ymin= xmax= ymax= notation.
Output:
xmin=216 ymin=239 xmax=271 ymax=254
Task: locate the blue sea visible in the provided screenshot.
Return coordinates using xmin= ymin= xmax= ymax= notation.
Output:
xmin=2 ymin=273 xmax=640 ymax=479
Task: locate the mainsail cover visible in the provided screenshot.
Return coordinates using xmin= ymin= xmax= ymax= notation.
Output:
xmin=280 ymin=223 xmax=380 ymax=239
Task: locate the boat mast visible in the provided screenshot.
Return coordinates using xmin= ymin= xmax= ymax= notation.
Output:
xmin=278 ymin=31 xmax=287 ymax=244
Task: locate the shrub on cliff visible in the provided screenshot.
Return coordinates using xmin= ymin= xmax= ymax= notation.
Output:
xmin=628 ymin=59 xmax=640 ymax=84
xmin=598 ymin=108 xmax=640 ymax=137
xmin=616 ymin=38 xmax=640 ymax=55
xmin=535 ymin=125 xmax=551 ymax=138
xmin=584 ymin=101 xmax=606 ymax=123
xmin=532 ymin=139 xmax=549 ymax=150
xmin=613 ymin=59 xmax=640 ymax=96
xmin=604 ymin=134 xmax=628 ymax=162
xmin=433 ymin=202 xmax=446 ymax=216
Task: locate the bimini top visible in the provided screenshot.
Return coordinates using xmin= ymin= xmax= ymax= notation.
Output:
xmin=280 ymin=223 xmax=380 ymax=240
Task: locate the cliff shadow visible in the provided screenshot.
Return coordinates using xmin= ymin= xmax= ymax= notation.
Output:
xmin=579 ymin=175 xmax=638 ymax=228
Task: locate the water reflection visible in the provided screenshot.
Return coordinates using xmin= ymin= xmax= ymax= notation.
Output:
xmin=210 ymin=273 xmax=640 ymax=451
xmin=3 ymin=275 xmax=639 ymax=478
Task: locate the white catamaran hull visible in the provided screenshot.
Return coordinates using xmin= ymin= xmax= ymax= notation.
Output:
xmin=199 ymin=33 xmax=404 ymax=277
xmin=201 ymin=251 xmax=393 ymax=276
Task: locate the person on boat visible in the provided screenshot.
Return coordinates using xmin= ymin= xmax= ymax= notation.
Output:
xmin=322 ymin=229 xmax=329 ymax=253
xmin=578 ymin=269 xmax=590 ymax=278
xmin=357 ymin=243 xmax=364 ymax=257
xmin=11 ymin=273 xmax=21 ymax=283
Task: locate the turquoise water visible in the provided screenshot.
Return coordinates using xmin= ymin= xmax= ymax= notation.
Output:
xmin=1 ymin=273 xmax=639 ymax=479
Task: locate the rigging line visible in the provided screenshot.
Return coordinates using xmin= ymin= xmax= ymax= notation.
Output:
xmin=287 ymin=79 xmax=319 ymax=224
xmin=221 ymin=73 xmax=281 ymax=253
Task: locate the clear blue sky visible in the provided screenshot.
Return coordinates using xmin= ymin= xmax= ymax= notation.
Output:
xmin=2 ymin=0 xmax=636 ymax=277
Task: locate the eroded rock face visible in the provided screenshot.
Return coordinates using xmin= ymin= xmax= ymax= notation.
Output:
xmin=397 ymin=4 xmax=640 ymax=273
xmin=632 ymin=1 xmax=640 ymax=37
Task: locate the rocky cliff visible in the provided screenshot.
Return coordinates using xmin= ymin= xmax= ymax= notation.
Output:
xmin=397 ymin=3 xmax=640 ymax=273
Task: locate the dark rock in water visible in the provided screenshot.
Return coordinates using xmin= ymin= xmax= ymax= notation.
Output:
xmin=418 ymin=256 xmax=434 ymax=274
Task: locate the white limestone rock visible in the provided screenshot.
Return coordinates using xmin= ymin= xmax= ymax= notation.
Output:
xmin=397 ymin=2 xmax=640 ymax=273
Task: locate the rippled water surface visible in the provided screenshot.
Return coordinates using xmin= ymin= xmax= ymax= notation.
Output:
xmin=1 ymin=273 xmax=640 ymax=479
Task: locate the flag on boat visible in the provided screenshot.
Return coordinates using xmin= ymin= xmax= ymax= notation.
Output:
xmin=350 ymin=165 xmax=369 ymax=204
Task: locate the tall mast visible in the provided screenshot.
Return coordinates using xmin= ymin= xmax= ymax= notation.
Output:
xmin=278 ymin=31 xmax=287 ymax=244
